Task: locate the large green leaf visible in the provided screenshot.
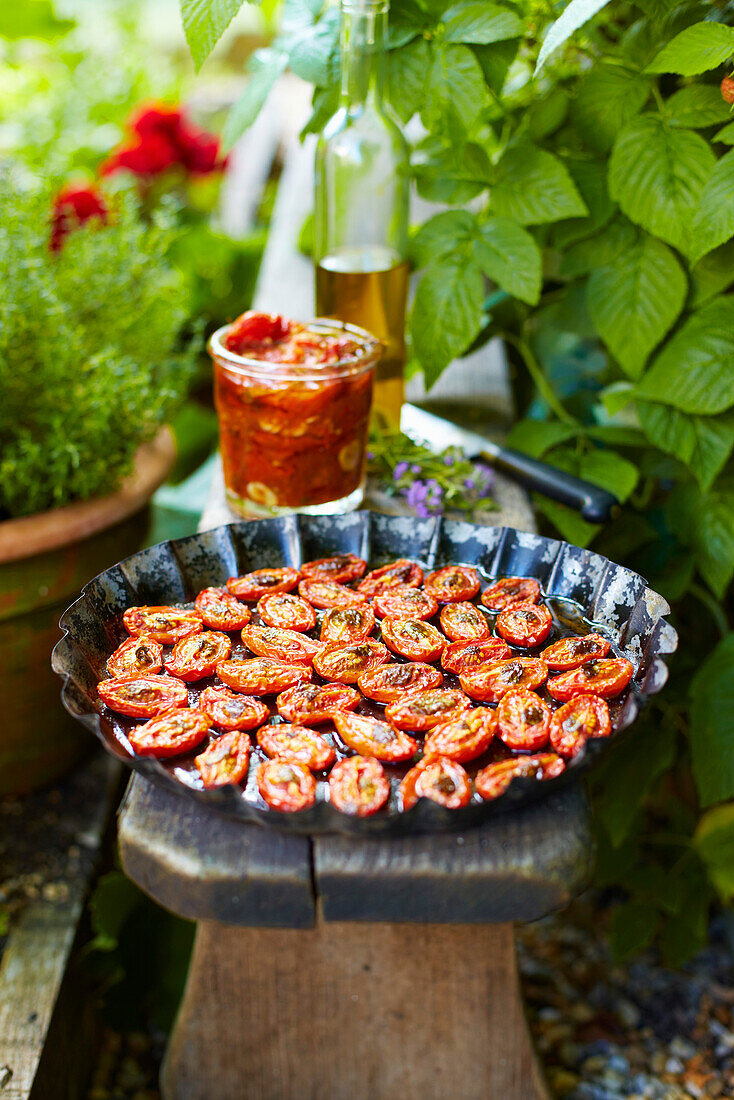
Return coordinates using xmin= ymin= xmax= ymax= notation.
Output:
xmin=714 ymin=121 xmax=734 ymax=144
xmin=286 ymin=5 xmax=340 ymax=85
xmin=505 ymin=420 xmax=579 ymax=458
xmin=180 ymin=0 xmax=244 ymax=70
xmin=637 ymin=402 xmax=734 ymax=490
xmin=527 ymin=88 xmax=570 ymax=141
xmin=472 ymin=38 xmax=519 ymax=94
xmin=535 ymin=0 xmax=614 ymax=72
xmin=669 ymin=481 xmax=734 ymax=597
xmin=593 ymin=719 xmax=677 ymax=846
xmin=689 ymin=634 xmax=734 ymax=806
xmin=572 ymin=64 xmax=651 ymax=153
xmin=559 ymin=220 xmax=636 ymax=278
xmin=410 ymin=210 xmax=478 ymax=268
xmin=690 ymin=239 xmax=734 ymax=306
xmin=609 ymin=901 xmax=660 ymax=961
xmin=694 ymin=799 xmax=734 ymax=898
xmin=410 ymin=257 xmax=486 ymax=387
xmin=422 ymin=43 xmax=489 ymax=133
xmin=609 ymin=115 xmax=716 ymax=257
xmin=0 ymin=0 xmax=75 ymax=39
xmin=664 ymin=84 xmax=733 ymax=129
xmin=647 ymin=22 xmax=734 ymax=76
xmin=490 ymin=144 xmax=588 ymax=226
xmin=587 ymin=237 xmax=686 ymax=378
xmin=442 ymin=1 xmax=521 ymax=44
xmin=472 ymin=217 xmax=542 ymax=304
xmin=413 ymin=141 xmax=490 ymax=203
xmin=386 ymin=37 xmax=431 ymax=122
xmin=552 ymin=160 xmax=617 ymax=250
xmin=222 ymin=49 xmax=288 ymax=151
xmin=635 ymin=297 xmax=734 ymax=414
xmin=692 ymin=149 xmax=734 ymax=263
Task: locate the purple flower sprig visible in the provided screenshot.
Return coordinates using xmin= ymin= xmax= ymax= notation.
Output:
xmin=367 ymin=426 xmax=498 ymax=520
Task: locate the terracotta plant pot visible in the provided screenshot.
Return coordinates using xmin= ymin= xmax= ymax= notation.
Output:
xmin=0 ymin=428 xmax=176 ymax=796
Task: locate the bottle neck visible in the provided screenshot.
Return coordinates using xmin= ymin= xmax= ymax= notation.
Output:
xmin=339 ymin=0 xmax=388 ymax=109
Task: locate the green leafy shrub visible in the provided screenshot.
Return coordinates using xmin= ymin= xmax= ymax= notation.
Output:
xmin=0 ymin=180 xmax=197 ymax=517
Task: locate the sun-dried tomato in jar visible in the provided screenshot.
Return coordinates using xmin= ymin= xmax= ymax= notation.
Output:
xmin=208 ymin=312 xmax=380 ymax=517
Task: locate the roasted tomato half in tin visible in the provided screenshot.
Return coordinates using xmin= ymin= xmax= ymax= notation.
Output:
xmin=241 ymin=624 xmax=323 ymax=665
xmin=333 ymin=712 xmax=418 ymax=763
xmin=541 ymin=633 xmax=611 ymax=670
xmin=481 ymin=576 xmax=541 ymax=612
xmin=496 ymin=602 xmax=552 ymax=648
xmin=320 ymin=605 xmax=375 ymax=645
xmin=227 ymin=567 xmax=300 ymax=601
xmin=298 ymin=578 xmax=368 ymax=610
xmin=441 ymin=638 xmax=512 ymax=676
xmin=380 ymin=618 xmax=446 ymax=662
xmin=106 ymin=635 xmax=163 ymax=679
xmin=358 ymin=662 xmax=443 ymax=704
xmin=424 ymin=565 xmax=481 ymax=603
xmin=195 ymin=587 xmax=251 ymax=631
xmin=257 ymin=723 xmax=336 ymax=771
xmin=195 ymin=731 xmax=251 ymax=788
xmin=312 ymin=640 xmax=389 ymax=683
xmin=475 ymin=753 xmax=564 ymax=801
xmin=400 ymin=757 xmax=472 ymax=810
xmin=496 ymin=688 xmax=552 ymax=751
xmin=98 ymin=674 xmax=189 ymax=719
xmin=257 ymin=760 xmax=316 ymax=812
xmin=328 ymin=756 xmax=390 ymax=817
xmin=385 ymin=688 xmax=470 ymax=732
xmin=123 ymin=606 xmax=202 ymax=645
xmin=128 ymin=707 xmax=212 ymax=758
xmin=257 ymin=592 xmax=316 ymax=632
xmin=300 ymin=553 xmax=367 ymax=584
xmin=549 ymin=695 xmax=612 ymax=758
xmin=547 ymin=658 xmax=633 ymax=701
xmin=276 ymin=683 xmax=360 ymax=725
xmin=439 ymin=602 xmax=490 ymax=643
xmin=357 ymin=559 xmax=423 ymax=597
xmin=216 ymin=658 xmax=311 ymax=695
xmin=460 ymin=657 xmax=548 ymax=703
xmin=423 ymin=707 xmax=496 ymax=763
xmin=165 ymin=631 xmax=232 ymax=681
xmin=199 ymin=686 xmax=269 ymax=731
xmin=372 ymin=586 xmax=438 ymax=621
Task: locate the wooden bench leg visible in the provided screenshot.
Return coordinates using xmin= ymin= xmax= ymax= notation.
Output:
xmin=161 ymin=920 xmax=549 ymax=1100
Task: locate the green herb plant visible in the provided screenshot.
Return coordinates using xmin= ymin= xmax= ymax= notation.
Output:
xmin=0 ymin=181 xmax=197 ymax=517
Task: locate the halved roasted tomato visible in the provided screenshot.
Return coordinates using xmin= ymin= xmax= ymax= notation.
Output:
xmin=123 ymin=606 xmax=202 ymax=645
xmin=481 ymin=577 xmax=541 ymax=612
xmin=380 ymin=618 xmax=445 ymax=662
xmin=358 ymin=662 xmax=443 ymax=704
xmin=424 ymin=565 xmax=481 ymax=603
xmin=257 ymin=723 xmax=336 ymax=770
xmin=216 ymin=658 xmax=311 ymax=695
xmin=195 ymin=731 xmax=251 ymax=787
xmin=399 ymin=757 xmax=472 ymax=810
xmin=165 ymin=631 xmax=232 ymax=681
xmin=241 ymin=624 xmax=322 ymax=665
xmin=496 ymin=602 xmax=552 ymax=648
xmin=328 ymin=756 xmax=390 ymax=817
xmin=549 ymin=695 xmax=612 ymax=758
xmin=128 ymin=707 xmax=211 ymax=757
xmin=257 ymin=592 xmax=316 ymax=632
xmin=547 ymin=658 xmax=634 ymax=701
xmin=300 ymin=553 xmax=367 ymax=584
xmin=423 ymin=707 xmax=496 ymax=763
xmin=373 ymin=586 xmax=438 ymax=621
xmin=385 ymin=688 xmax=470 ymax=732
xmin=313 ymin=640 xmax=389 ymax=683
xmin=199 ymin=686 xmax=269 ymax=731
xmin=298 ymin=578 xmax=368 ymax=610
xmin=475 ymin=753 xmax=564 ymax=801
xmin=496 ymin=688 xmax=551 ymax=751
xmin=276 ymin=683 xmax=360 ymax=724
xmin=333 ymin=712 xmax=418 ymax=762
xmin=98 ymin=674 xmax=189 ymax=718
xmin=439 ymin=602 xmax=490 ymax=643
xmin=320 ymin=605 xmax=375 ymax=645
xmin=541 ymin=633 xmax=611 ymax=670
xmin=106 ymin=635 xmax=163 ymax=679
xmin=357 ymin=559 xmax=423 ymax=597
xmin=460 ymin=657 xmax=548 ymax=703
xmin=441 ymin=638 xmax=512 ymax=676
xmin=195 ymin=587 xmax=251 ymax=631
xmin=257 ymin=760 xmax=316 ymax=812
xmin=227 ymin=567 xmax=300 ymax=601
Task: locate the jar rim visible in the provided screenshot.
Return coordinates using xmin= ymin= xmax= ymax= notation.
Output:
xmin=208 ymin=318 xmax=382 ymax=381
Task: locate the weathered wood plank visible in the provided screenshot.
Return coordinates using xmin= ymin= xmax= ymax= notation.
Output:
xmin=161 ymin=920 xmax=550 ymax=1100
xmin=314 ymin=785 xmax=593 ymax=924
xmin=118 ymin=776 xmax=315 ymax=928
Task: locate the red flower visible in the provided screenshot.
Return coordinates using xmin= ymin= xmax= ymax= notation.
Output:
xmin=101 ymin=101 xmax=227 ymax=180
xmin=101 ymin=132 xmax=179 ymax=178
xmin=50 ymin=182 xmax=108 ymax=252
xmin=129 ymin=103 xmax=184 ymax=138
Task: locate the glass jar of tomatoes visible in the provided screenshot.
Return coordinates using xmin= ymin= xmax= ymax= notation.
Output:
xmin=208 ymin=312 xmax=380 ymax=518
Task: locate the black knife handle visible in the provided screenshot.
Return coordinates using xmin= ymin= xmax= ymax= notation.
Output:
xmin=484 ymin=446 xmax=619 ymax=523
